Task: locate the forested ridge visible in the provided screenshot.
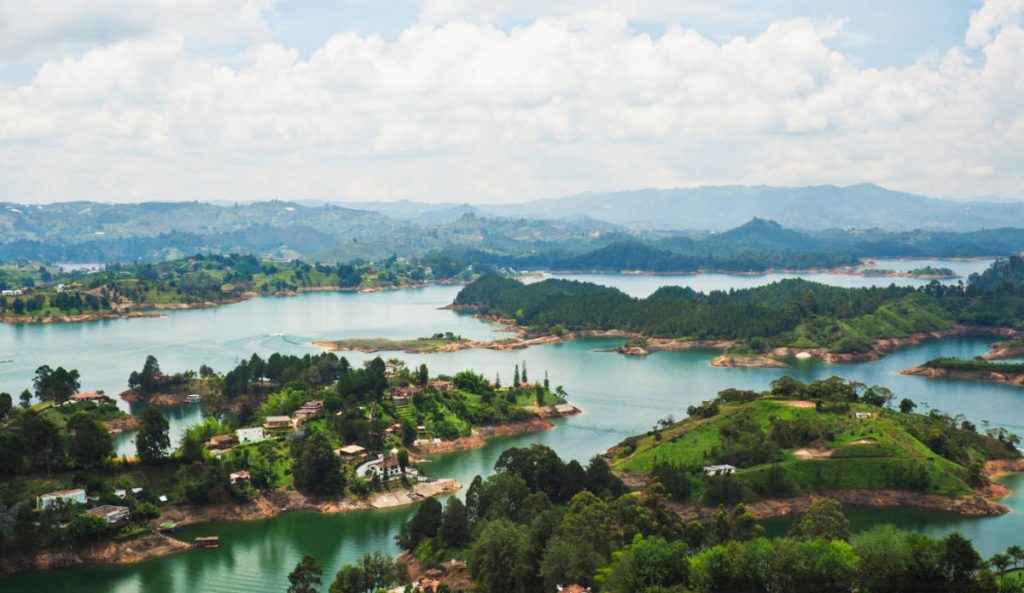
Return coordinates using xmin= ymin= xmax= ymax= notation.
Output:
xmin=454 ymin=268 xmax=1024 ymax=352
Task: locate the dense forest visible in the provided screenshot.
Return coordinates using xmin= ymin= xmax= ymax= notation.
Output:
xmin=0 ymin=253 xmax=488 ymax=320
xmin=453 ymin=265 xmax=1024 ymax=352
xmin=296 ymin=443 xmax=1024 ymax=593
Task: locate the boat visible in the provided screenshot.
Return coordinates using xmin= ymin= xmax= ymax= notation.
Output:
xmin=194 ymin=536 xmax=220 ymax=548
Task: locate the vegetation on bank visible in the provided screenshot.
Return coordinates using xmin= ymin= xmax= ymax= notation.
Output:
xmin=0 ymin=253 xmax=484 ymax=321
xmin=610 ymin=376 xmax=1020 ymax=506
xmin=923 ymin=358 xmax=1024 ymax=374
xmin=453 ymin=261 xmax=1024 ymax=353
xmin=861 ymin=266 xmax=957 ymax=277
xmin=0 ymin=352 xmax=568 ymax=556
xmin=319 ymin=333 xmax=470 ymax=353
xmin=336 ymin=444 xmax=1024 ymax=593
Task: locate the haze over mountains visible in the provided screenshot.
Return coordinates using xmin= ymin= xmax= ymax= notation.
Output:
xmin=347 ymin=184 xmax=1024 ymax=231
xmin=3 ymin=183 xmax=1024 ymax=264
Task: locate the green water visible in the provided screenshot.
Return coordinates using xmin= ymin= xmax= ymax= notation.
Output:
xmin=5 ymin=259 xmax=1024 ymax=592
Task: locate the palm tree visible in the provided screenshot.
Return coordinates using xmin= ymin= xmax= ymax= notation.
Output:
xmin=1007 ymin=545 xmax=1024 ymax=569
xmin=990 ymin=552 xmax=1012 ymax=575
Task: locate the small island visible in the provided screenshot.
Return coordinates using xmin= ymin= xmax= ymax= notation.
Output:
xmin=902 ymin=358 xmax=1024 ymax=387
xmin=607 ymin=376 xmax=1023 ymax=519
xmin=859 ymin=265 xmax=958 ymax=279
xmin=313 ymin=332 xmax=472 ymax=354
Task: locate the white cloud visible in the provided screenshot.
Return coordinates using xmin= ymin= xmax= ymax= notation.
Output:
xmin=0 ymin=1 xmax=1022 ymax=203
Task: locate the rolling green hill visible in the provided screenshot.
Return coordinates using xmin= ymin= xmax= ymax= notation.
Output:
xmin=609 ymin=381 xmax=1020 ymax=505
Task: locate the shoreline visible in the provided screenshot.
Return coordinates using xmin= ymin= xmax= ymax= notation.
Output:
xmin=446 ymin=316 xmax=1017 ymax=367
xmin=0 ymin=281 xmax=465 ymax=326
xmin=544 ymin=262 xmax=966 ymax=280
xmin=900 ymin=365 xmax=1024 ymax=387
xmin=0 ymin=479 xmax=461 ymax=578
xmin=410 ymin=416 xmax=559 ymax=455
xmin=619 ymin=458 xmax=1024 ymax=523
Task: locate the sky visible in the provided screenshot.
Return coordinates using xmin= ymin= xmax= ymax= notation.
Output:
xmin=0 ymin=0 xmax=1021 ymax=204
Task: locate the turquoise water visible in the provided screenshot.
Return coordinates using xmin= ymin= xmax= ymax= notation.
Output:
xmin=3 ymin=258 xmax=1022 ymax=592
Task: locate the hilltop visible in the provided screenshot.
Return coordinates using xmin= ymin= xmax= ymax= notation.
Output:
xmin=607 ymin=378 xmax=1022 ymax=517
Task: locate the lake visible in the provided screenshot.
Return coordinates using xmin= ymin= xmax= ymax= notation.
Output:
xmin=4 ymin=258 xmax=1022 ymax=592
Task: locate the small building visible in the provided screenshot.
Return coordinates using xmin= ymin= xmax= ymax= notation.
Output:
xmin=336 ymin=444 xmax=367 ymax=458
xmin=854 ymin=412 xmax=874 ymax=420
xmin=37 ymin=488 xmax=87 ymax=510
xmin=391 ymin=385 xmax=422 ymax=402
xmin=85 ymin=505 xmax=130 ymax=525
xmin=72 ymin=392 xmax=106 ymax=404
xmin=429 ymin=380 xmax=454 ymax=392
xmin=293 ymin=400 xmax=325 ymax=426
xmin=114 ymin=489 xmax=127 ymax=498
xmin=236 ymin=427 xmax=264 ymax=444
xmin=356 ymin=455 xmax=410 ymax=482
xmin=206 ymin=434 xmax=235 ymax=449
xmin=385 ymin=361 xmax=403 ymax=377
xmin=194 ymin=536 xmax=220 ymax=548
xmin=554 ymin=403 xmax=578 ymax=416
xmin=557 ymin=585 xmax=592 ymax=593
xmin=703 ymin=464 xmax=737 ymax=476
xmin=264 ymin=416 xmax=294 ymax=430
xmin=185 ymin=393 xmax=201 ymax=403
xmin=229 ymin=470 xmax=251 ymax=485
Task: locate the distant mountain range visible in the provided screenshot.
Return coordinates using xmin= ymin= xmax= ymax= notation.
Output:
xmin=2 ymin=184 xmax=1024 ymax=264
xmin=348 ymin=183 xmax=1024 ymax=231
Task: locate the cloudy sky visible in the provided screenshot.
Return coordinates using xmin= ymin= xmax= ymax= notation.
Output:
xmin=0 ymin=0 xmax=1021 ymax=204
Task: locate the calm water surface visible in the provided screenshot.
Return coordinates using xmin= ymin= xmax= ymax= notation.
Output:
xmin=5 ymin=259 xmax=1023 ymax=593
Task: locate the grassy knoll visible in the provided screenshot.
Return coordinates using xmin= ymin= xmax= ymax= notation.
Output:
xmin=610 ymin=378 xmax=1019 ymax=505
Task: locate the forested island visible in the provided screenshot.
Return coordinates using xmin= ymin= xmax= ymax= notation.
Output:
xmin=0 ymin=253 xmax=486 ymax=323
xmin=451 ymin=256 xmax=1024 ymax=365
xmin=902 ymin=358 xmax=1024 ymax=387
xmin=0 ymin=352 xmax=576 ymax=575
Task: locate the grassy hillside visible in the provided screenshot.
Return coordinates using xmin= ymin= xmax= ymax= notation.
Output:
xmin=609 ymin=380 xmax=1019 ymax=505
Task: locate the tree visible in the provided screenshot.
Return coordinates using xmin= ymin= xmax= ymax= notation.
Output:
xmin=899 ymin=398 xmax=917 ymax=414
xmin=179 ymin=428 xmax=206 ymax=463
xmin=293 ymin=430 xmax=344 ymax=494
xmin=0 ymin=392 xmax=11 ymax=420
xmin=136 ymin=406 xmax=170 ymax=463
xmin=789 ymin=498 xmax=850 ymax=542
xmin=399 ymin=497 xmax=442 ymax=549
xmin=67 ymin=412 xmax=113 ymax=468
xmin=397 ymin=449 xmax=409 ymax=473
xmin=942 ymin=532 xmax=981 ymax=590
xmin=21 ymin=412 xmax=65 ymax=474
xmin=288 ymin=554 xmax=324 ymax=593
xmin=439 ymin=497 xmax=471 ymax=548
xmin=34 ymin=365 xmax=80 ymax=405
xmin=521 ymin=361 xmax=528 ymax=383
xmin=329 ymin=552 xmax=401 ymax=593
xmin=32 ymin=365 xmax=52 ymax=401
xmin=468 ymin=519 xmax=530 ymax=593
xmin=19 ymin=389 xmax=31 ymax=409
xmin=851 ymin=524 xmax=912 ymax=593
xmin=1007 ymin=544 xmax=1024 ymax=569
xmin=416 ymin=364 xmax=429 ymax=387
xmin=990 ymin=552 xmax=1011 ymax=575
xmin=67 ymin=514 xmax=108 ymax=541
xmin=513 ymin=364 xmax=520 ymax=389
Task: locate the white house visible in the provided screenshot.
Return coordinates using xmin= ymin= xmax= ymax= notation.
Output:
xmin=236 ymin=427 xmax=265 ymax=444
xmin=37 ymin=488 xmax=87 ymax=510
xmin=356 ymin=456 xmax=413 ymax=482
xmin=185 ymin=393 xmax=201 ymax=403
xmin=703 ymin=464 xmax=737 ymax=476
xmin=854 ymin=412 xmax=874 ymax=420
